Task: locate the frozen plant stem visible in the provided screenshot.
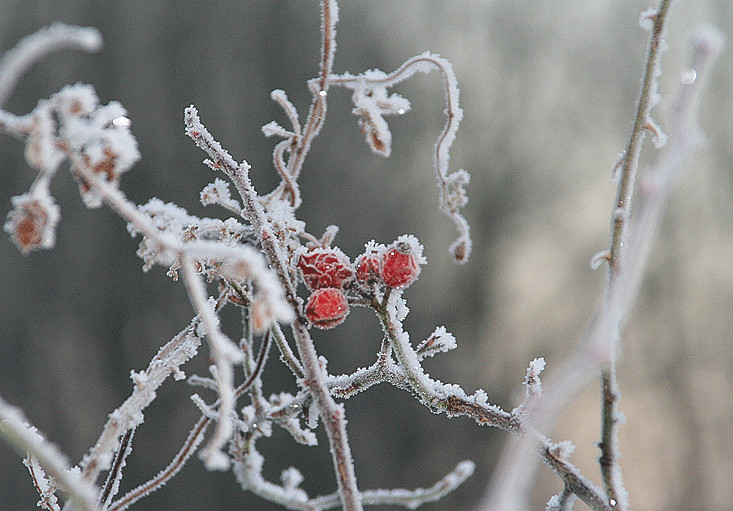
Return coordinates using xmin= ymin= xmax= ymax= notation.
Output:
xmin=0 ymin=23 xmax=102 ymax=107
xmin=601 ymin=1 xmax=672 ymax=508
xmin=599 ymin=368 xmax=622 ymax=509
xmin=609 ymin=0 xmax=671 ymax=271
xmin=186 ymin=106 xmax=363 ymax=511
xmin=0 ymin=396 xmax=99 ymax=511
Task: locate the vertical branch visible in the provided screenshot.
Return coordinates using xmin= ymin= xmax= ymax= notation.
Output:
xmin=608 ymin=0 xmax=672 ymax=271
xmin=179 ymin=256 xmax=238 ymax=470
xmin=186 ymin=65 xmax=362 ymax=508
xmin=285 ymin=0 xmax=338 ymax=182
xmin=600 ymin=2 xmax=671 ymax=508
xmin=599 ymin=368 xmax=624 ymax=509
xmin=98 ymin=428 xmax=135 ymax=510
xmin=291 ymin=321 xmax=363 ymax=511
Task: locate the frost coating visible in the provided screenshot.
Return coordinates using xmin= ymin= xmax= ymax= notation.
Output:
xmin=0 ymin=23 xmax=102 ymax=107
xmin=331 ymin=52 xmax=471 ymax=263
xmin=4 ymin=187 xmax=60 ymax=253
xmin=0 ymin=3 xmax=698 ymax=510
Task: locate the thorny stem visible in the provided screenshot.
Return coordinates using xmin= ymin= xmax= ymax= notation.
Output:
xmin=601 ymin=2 xmax=671 ymax=508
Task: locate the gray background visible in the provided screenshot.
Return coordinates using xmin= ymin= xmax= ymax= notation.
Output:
xmin=1 ymin=1 xmax=732 ymax=510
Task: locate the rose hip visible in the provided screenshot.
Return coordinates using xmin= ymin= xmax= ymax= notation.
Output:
xmin=305 ymin=287 xmax=349 ymax=329
xmin=298 ymin=247 xmax=354 ymax=291
xmin=381 ymin=236 xmax=423 ymax=289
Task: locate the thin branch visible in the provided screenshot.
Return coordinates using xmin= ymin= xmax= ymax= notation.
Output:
xmin=309 ymin=460 xmax=475 ymax=510
xmin=272 ymin=139 xmax=301 ymax=207
xmin=483 ymin=13 xmax=725 ymax=511
xmin=608 ymin=0 xmax=672 ymax=272
xmin=25 ymin=455 xmax=62 ymax=511
xmin=107 ymin=416 xmax=210 ymax=511
xmin=0 ymin=23 xmax=102 ymax=107
xmin=377 ymin=291 xmax=514 ymax=429
xmin=79 ymin=319 xmax=203 ymax=484
xmin=601 ymin=3 xmax=670 ymax=507
xmin=287 ymin=0 xmax=337 ymax=183
xmin=0 ymin=395 xmax=98 ymax=511
xmin=237 ymin=330 xmax=272 ymax=398
xmin=330 ymin=53 xmax=470 ymax=262
xmin=290 ymin=321 xmax=363 ymax=511
xmin=269 ymin=321 xmax=305 ymax=380
xmin=180 ymin=255 xmax=238 ymax=470
xmin=98 ymin=427 xmax=135 ymax=510
xmin=599 ymin=368 xmax=624 ymax=509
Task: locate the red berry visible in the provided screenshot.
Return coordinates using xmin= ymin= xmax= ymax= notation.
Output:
xmin=305 ymin=287 xmax=349 ymax=329
xmin=381 ymin=236 xmax=423 ymax=289
xmin=355 ymin=244 xmax=384 ymax=283
xmin=298 ymin=248 xmax=354 ymax=291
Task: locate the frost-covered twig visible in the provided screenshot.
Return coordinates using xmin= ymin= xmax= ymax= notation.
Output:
xmin=98 ymin=428 xmax=134 ymax=510
xmin=330 ymin=52 xmax=471 ymax=262
xmin=79 ymin=319 xmax=204 ymax=483
xmin=483 ymin=11 xmax=724 ymax=511
xmin=235 ymin=449 xmax=474 ymax=511
xmin=179 ymin=255 xmax=238 ymax=470
xmin=0 ymin=395 xmax=99 ymax=511
xmin=264 ymin=0 xmax=338 ymax=208
xmin=608 ymin=0 xmax=672 ymax=271
xmin=372 ymin=283 xmax=610 ymax=509
xmin=377 ymin=290 xmax=514 ymax=430
xmin=0 ymin=23 xmax=101 ymax=107
xmin=107 ymin=416 xmax=210 ymax=511
xmin=186 ymin=99 xmax=363 ymax=510
xmin=309 ymin=460 xmax=476 ymax=511
xmin=25 ymin=455 xmax=62 ymax=511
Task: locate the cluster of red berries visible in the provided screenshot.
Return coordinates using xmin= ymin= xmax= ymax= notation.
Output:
xmin=298 ymin=235 xmax=424 ymax=329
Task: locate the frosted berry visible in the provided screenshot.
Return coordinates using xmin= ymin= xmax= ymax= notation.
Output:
xmin=381 ymin=237 xmax=423 ymax=289
xmin=305 ymin=287 xmax=349 ymax=329
xmin=355 ymin=244 xmax=384 ymax=284
xmin=4 ymin=193 xmax=59 ymax=254
xmin=298 ymin=247 xmax=354 ymax=291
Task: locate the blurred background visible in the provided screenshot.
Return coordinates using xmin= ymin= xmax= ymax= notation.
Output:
xmin=0 ymin=1 xmax=731 ymax=509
